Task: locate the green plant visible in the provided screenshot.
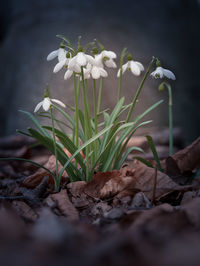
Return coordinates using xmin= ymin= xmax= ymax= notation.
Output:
xmin=2 ymin=36 xmax=176 ymax=191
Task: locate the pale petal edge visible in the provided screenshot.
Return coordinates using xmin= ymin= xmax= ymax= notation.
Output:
xmin=51 ymin=99 xmax=66 ymax=108
xmin=34 ymin=101 xmax=43 ymax=113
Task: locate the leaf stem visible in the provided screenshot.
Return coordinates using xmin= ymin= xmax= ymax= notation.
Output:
xmin=50 ymin=107 xmax=59 ymax=191
xmin=126 ymin=57 xmax=155 ymax=123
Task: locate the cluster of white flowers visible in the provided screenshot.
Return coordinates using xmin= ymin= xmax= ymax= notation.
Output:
xmin=34 ymin=39 xmax=176 ymax=113
xmin=47 ymin=47 xmax=117 ymax=80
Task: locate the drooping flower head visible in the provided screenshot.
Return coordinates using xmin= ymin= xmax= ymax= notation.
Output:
xmin=117 ymin=53 xmax=144 ymax=77
xmin=150 ymin=59 xmax=176 ymax=80
xmin=34 ymin=87 xmax=66 ymax=113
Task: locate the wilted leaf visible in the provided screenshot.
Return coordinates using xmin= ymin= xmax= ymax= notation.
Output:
xmin=51 ymin=189 xmax=79 ymax=221
xmin=85 ymin=160 xmax=183 ymax=201
xmin=67 ymin=181 xmax=87 ymax=197
xmin=172 ymin=136 xmax=200 ymax=172
xmin=84 ymin=170 xmax=133 ymax=199
xmin=22 ymin=155 xmax=68 ymax=189
xmin=67 ymin=181 xmax=89 ymax=208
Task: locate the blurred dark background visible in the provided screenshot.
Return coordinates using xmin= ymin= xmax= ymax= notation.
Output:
xmin=0 ymin=0 xmax=199 ymax=144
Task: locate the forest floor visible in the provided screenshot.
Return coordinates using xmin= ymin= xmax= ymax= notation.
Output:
xmin=0 ymin=131 xmax=200 ymax=266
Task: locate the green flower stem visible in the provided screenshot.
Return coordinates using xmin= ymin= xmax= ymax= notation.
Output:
xmin=117 ymin=48 xmax=127 ymax=102
xmin=97 ymin=78 xmax=103 ymax=113
xmin=93 ymin=79 xmax=98 ymax=160
xmin=126 ymin=57 xmax=155 ymax=123
xmin=85 ymin=79 xmax=95 ymax=166
xmin=50 ymin=106 xmax=59 ymax=191
xmin=73 ymin=73 xmax=79 ymax=148
xmin=167 ymin=83 xmax=173 ymax=155
xmin=117 ymin=69 xmax=123 ymax=101
xmin=81 ymin=67 xmax=89 ymax=180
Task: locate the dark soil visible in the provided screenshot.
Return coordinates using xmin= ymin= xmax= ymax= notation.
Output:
xmin=0 ymin=133 xmax=200 ymax=266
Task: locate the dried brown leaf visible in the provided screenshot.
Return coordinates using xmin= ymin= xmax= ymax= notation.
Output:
xmin=84 ymin=170 xmax=133 ymax=199
xmin=172 ymin=136 xmax=200 ymax=172
xmin=85 ymin=160 xmax=183 ymax=201
xmin=67 ymin=181 xmax=87 ymax=197
xmin=51 ymin=189 xmax=79 ymax=221
xmin=12 ymin=200 xmax=38 ymax=222
xmin=22 ymin=155 xmax=68 ymax=189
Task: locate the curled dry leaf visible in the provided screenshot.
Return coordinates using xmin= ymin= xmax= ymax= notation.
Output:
xmin=171 ymin=136 xmax=200 ymax=173
xmin=67 ymin=181 xmax=87 ymax=197
xmin=84 ymin=170 xmax=133 ymax=199
xmin=67 ymin=181 xmax=89 ymax=208
xmin=22 ymin=155 xmax=68 ymax=189
xmin=51 ymin=189 xmax=79 ymax=221
xmin=85 ymin=160 xmax=182 ymax=201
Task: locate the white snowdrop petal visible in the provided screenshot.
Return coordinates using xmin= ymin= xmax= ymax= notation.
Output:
xmin=68 ymin=56 xmax=77 ymax=69
xmin=117 ymin=69 xmax=121 ymax=78
xmin=99 ymin=68 xmax=108 ymax=77
xmin=73 ymin=64 xmax=81 ymax=73
xmin=34 ymin=101 xmax=43 ymax=113
xmin=64 ymin=69 xmax=73 ymax=80
xmin=47 ymin=50 xmax=58 ymax=61
xmin=58 ymin=48 xmax=67 ymax=62
xmin=135 ymin=61 xmax=144 ymax=71
xmin=86 ymin=55 xmax=96 ymax=65
xmin=105 ymin=59 xmax=117 ymax=68
xmin=53 ymin=61 xmax=66 ymax=73
xmin=130 ymin=61 xmax=141 ymax=76
xmin=122 ymin=62 xmax=128 ymax=74
xmin=102 ymin=50 xmax=117 ymax=59
xmin=91 ymin=66 xmax=101 ymax=79
xmin=163 ymin=69 xmax=176 ymax=80
xmin=43 ymin=98 xmax=51 ymax=111
xmin=51 ymin=99 xmax=66 ymax=108
xmin=77 ymin=52 xmax=87 ymax=66
xmin=151 ymin=67 xmax=164 ymax=78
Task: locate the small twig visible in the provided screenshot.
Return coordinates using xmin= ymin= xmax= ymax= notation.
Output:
xmin=151 ymin=165 xmax=158 ymax=204
xmin=0 ymin=195 xmax=25 ymax=200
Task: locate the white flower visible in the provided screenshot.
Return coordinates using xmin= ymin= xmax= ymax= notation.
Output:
xmin=47 ymin=48 xmax=71 ymax=73
xmin=91 ymin=65 xmax=108 ymax=79
xmin=100 ymin=50 xmax=117 ymax=68
xmin=150 ymin=66 xmax=176 ymax=80
xmin=68 ymin=52 xmax=94 ymax=71
xmin=117 ymin=60 xmax=144 ymax=77
xmin=34 ymin=97 xmax=66 ymax=113
xmin=101 ymin=50 xmax=117 ymax=59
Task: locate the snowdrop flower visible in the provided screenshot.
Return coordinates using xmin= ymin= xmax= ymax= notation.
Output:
xmin=68 ymin=52 xmax=94 ymax=70
xmin=34 ymin=97 xmax=66 ymax=113
xmin=117 ymin=55 xmax=144 ymax=77
xmin=89 ymin=53 xmax=108 ymax=79
xmin=47 ymin=47 xmax=71 ymax=73
xmin=150 ymin=66 xmax=176 ymax=80
xmin=101 ymin=50 xmax=117 ymax=68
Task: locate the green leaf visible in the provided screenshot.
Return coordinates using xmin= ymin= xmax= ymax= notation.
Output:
xmin=113 ymin=120 xmax=152 ymax=169
xmin=16 ymin=129 xmax=32 ymax=137
xmin=43 ymin=126 xmax=86 ymax=175
xmin=58 ymin=124 xmax=113 ymax=179
xmin=53 ymin=104 xmax=85 ymax=142
xmin=28 ymin=128 xmax=82 ymax=181
xmin=133 ymin=100 xmax=163 ymax=125
xmin=19 ymin=110 xmax=50 ymax=137
xmin=146 ymin=135 xmax=163 ymax=172
xmin=0 ymin=157 xmax=56 ymax=178
xmin=134 ymin=156 xmax=154 ymax=168
xmin=116 ymin=147 xmax=144 ymax=169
